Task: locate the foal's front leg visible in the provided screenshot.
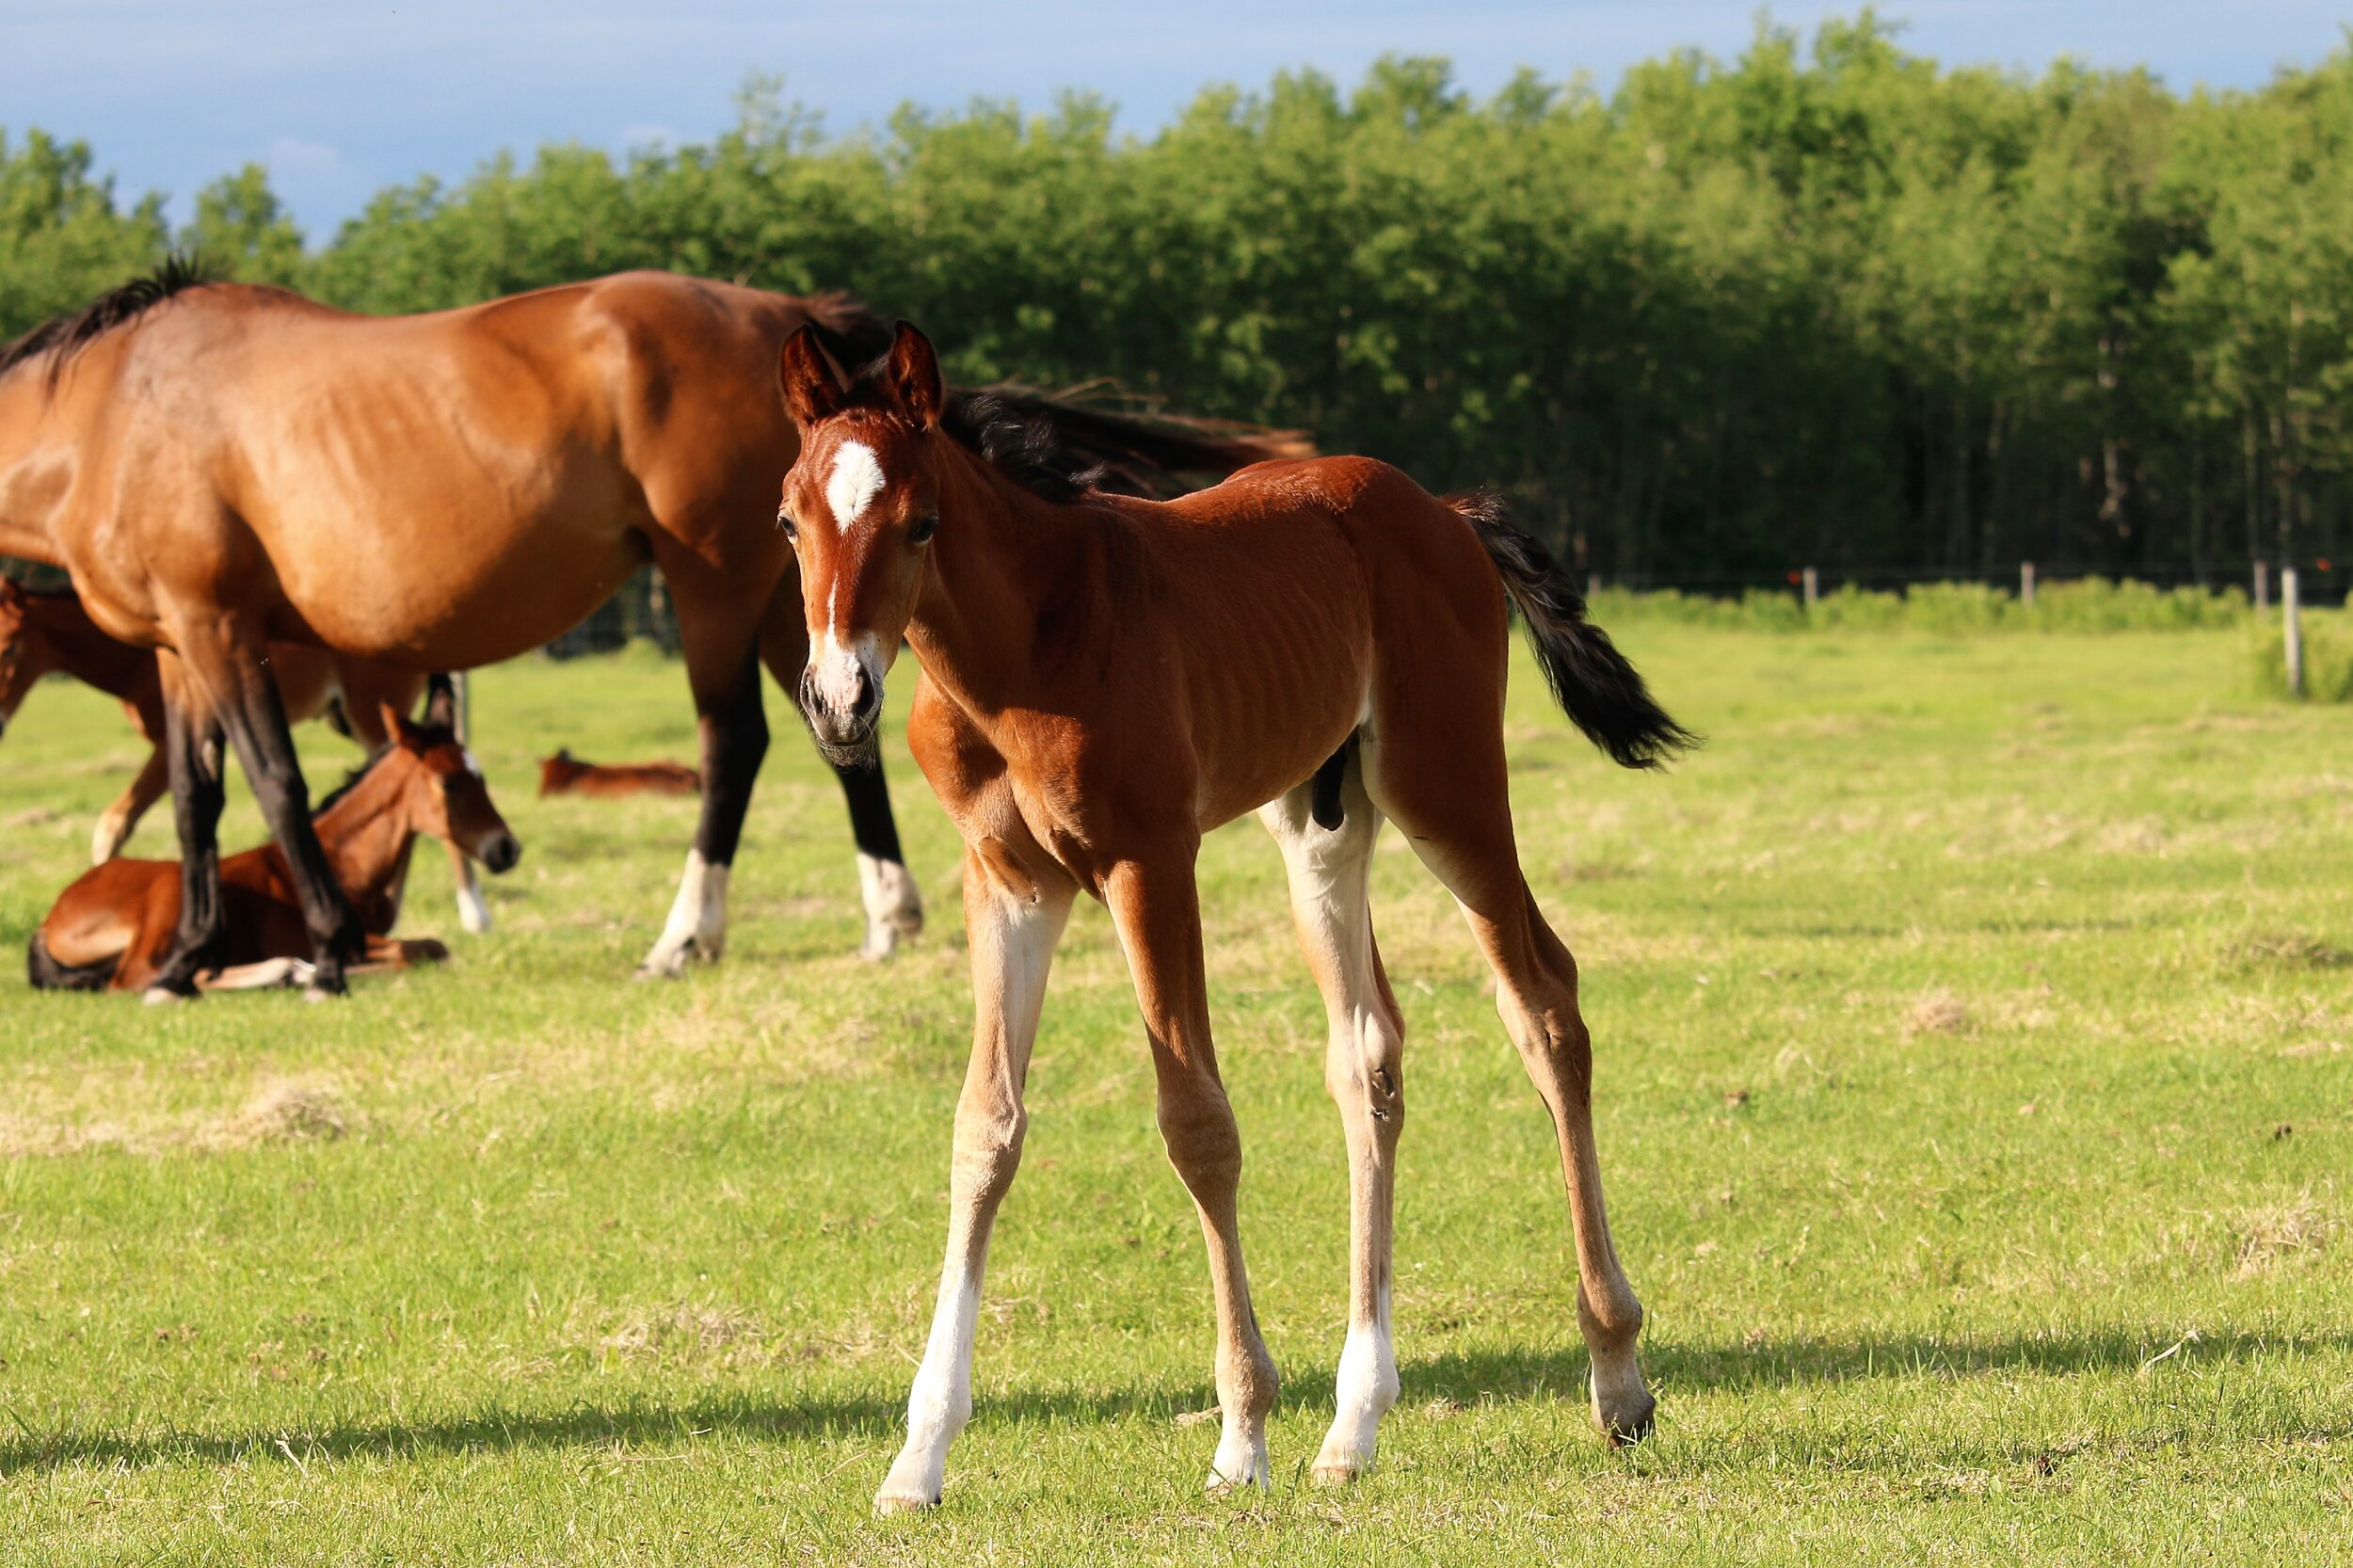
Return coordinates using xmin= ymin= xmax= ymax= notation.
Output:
xmin=1106 ymin=854 xmax=1279 ymax=1492
xmin=876 ymin=852 xmax=1075 ymax=1513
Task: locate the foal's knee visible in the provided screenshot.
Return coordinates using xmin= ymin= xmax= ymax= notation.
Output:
xmin=951 ymin=1104 xmax=1027 ymax=1200
xmin=1325 ymin=1013 xmax=1405 ymax=1133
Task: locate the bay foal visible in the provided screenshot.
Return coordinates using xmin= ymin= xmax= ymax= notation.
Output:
xmin=772 ymin=324 xmax=1693 ymax=1509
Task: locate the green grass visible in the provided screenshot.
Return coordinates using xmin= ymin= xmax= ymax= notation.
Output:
xmin=1 ymin=631 xmax=2348 ymax=1565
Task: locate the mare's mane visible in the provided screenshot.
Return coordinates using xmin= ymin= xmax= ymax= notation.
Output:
xmin=832 ymin=357 xmax=1313 ymax=504
xmin=0 ymin=255 xmax=222 ymax=392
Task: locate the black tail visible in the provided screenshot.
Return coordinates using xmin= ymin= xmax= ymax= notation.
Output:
xmin=1448 ymin=490 xmax=1696 ymax=769
xmin=26 ymin=930 xmax=116 ymax=992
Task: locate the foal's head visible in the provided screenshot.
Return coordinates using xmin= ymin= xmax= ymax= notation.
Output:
xmin=775 ymin=321 xmax=950 ymax=764
xmin=376 ymin=704 xmax=522 ymax=874
xmin=0 ymin=578 xmax=49 ymax=738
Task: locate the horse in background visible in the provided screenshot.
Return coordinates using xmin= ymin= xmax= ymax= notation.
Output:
xmin=537 ymin=747 xmax=699 ymax=798
xmin=0 ymin=576 xmax=496 ymax=934
xmin=0 ymin=263 xmax=1297 ymax=997
xmin=29 ymin=684 xmax=520 ymax=995
xmin=772 ymin=323 xmax=1690 ymax=1509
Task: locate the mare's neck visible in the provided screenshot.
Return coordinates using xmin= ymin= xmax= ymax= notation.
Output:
xmin=904 ymin=453 xmax=1109 ymax=726
xmin=0 ymin=371 xmax=70 ymax=567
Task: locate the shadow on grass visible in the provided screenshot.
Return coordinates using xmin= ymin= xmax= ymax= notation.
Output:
xmin=8 ymin=1322 xmax=2349 ymax=1478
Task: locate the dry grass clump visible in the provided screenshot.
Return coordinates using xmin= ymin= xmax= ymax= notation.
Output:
xmin=213 ymin=1080 xmax=350 ymax=1147
xmin=2232 ymin=1192 xmax=2337 ymax=1279
xmin=599 ymin=1301 xmax=764 ymax=1357
xmin=1900 ymin=987 xmax=1972 ymax=1039
xmin=2229 ymin=932 xmax=2353 ymax=969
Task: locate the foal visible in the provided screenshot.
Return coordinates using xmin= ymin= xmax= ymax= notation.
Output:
xmin=0 ymin=577 xmax=494 ymax=933
xmin=29 ymin=704 xmax=520 ymax=994
xmin=537 ymin=747 xmax=701 ymax=798
xmin=773 ymin=324 xmax=1693 ymax=1509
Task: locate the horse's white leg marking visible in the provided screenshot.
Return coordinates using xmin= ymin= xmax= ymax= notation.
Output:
xmin=90 ymin=797 xmax=137 ymax=864
xmin=856 ymin=850 xmax=924 ymax=961
xmin=455 ymin=859 xmax=492 ymax=935
xmin=1261 ymin=758 xmax=1403 ymax=1481
xmin=636 ymin=847 xmax=728 ymax=978
xmin=876 ymin=863 xmax=1073 ymax=1513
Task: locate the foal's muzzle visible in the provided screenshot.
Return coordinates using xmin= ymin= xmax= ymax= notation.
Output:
xmin=477 ymin=831 xmax=522 ymax=874
xmin=801 ymin=636 xmax=886 ymax=762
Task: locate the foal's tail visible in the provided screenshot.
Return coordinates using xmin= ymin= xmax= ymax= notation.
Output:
xmin=26 ymin=929 xmax=116 ymax=992
xmin=1446 ymin=490 xmax=1696 ymax=770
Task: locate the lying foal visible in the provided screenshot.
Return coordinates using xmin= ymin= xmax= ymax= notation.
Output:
xmin=537 ymin=747 xmax=701 ymax=797
xmin=28 ymin=707 xmax=520 ymax=995
xmin=772 ymin=323 xmax=1694 ymax=1510
xmin=0 ymin=578 xmax=495 ymax=934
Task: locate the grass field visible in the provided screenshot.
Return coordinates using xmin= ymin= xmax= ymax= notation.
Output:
xmin=1 ymin=628 xmax=2348 ymax=1565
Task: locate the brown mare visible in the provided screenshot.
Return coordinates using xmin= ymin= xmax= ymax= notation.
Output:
xmin=772 ymin=325 xmax=1694 ymax=1509
xmin=0 ymin=264 xmax=1279 ymax=997
xmin=29 ymin=686 xmax=520 ymax=994
xmin=537 ymin=747 xmax=700 ymax=797
xmin=0 ymin=576 xmax=493 ymax=933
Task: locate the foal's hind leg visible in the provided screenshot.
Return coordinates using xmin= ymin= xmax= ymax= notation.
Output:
xmin=1365 ymin=728 xmax=1655 ymax=1442
xmin=1260 ymin=758 xmax=1406 ymax=1481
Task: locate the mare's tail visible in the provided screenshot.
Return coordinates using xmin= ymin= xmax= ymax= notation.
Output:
xmin=1446 ymin=489 xmax=1696 ymax=770
xmin=26 ymin=929 xmax=116 ymax=992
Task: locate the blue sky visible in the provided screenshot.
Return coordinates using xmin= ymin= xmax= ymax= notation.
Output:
xmin=4 ymin=2 xmax=2346 ymax=236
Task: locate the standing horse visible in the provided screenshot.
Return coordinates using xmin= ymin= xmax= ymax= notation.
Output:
xmin=771 ymin=325 xmax=1693 ymax=1509
xmin=0 ymin=264 xmax=1290 ymax=997
xmin=0 ymin=576 xmax=493 ymax=932
xmin=29 ymin=689 xmax=520 ymax=994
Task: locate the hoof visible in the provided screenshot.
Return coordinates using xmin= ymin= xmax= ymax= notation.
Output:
xmin=872 ymin=1488 xmax=937 ymax=1516
xmin=142 ymin=984 xmax=194 ymax=1007
xmin=1310 ymin=1460 xmax=1368 ymax=1487
xmin=1600 ymin=1395 xmax=1657 ymax=1447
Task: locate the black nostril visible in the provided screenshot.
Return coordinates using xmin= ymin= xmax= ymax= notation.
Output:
xmin=486 ymin=836 xmax=521 ymax=873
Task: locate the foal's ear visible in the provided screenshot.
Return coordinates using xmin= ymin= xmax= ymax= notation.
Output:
xmin=778 ymin=324 xmax=846 ymax=427
xmin=422 ymin=673 xmax=459 ymax=730
xmin=885 ymin=321 xmax=944 ymax=432
xmin=381 ymin=702 xmax=415 ymax=746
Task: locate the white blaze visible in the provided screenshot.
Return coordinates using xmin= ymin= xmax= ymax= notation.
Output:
xmin=826 ymin=440 xmax=886 ymax=529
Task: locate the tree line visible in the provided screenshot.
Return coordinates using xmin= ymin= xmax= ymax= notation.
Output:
xmin=7 ymin=13 xmax=2353 ymax=586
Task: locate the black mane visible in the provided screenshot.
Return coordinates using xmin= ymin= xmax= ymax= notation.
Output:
xmin=0 ymin=255 xmax=219 ymax=392
xmin=833 ymin=355 xmax=1315 ymax=504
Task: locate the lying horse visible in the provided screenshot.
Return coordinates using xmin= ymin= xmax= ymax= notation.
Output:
xmin=537 ymin=747 xmax=699 ymax=798
xmin=0 ymin=576 xmax=494 ymax=933
xmin=772 ymin=324 xmax=1693 ymax=1509
xmin=0 ymin=263 xmax=1294 ymax=996
xmin=28 ymin=698 xmax=520 ymax=994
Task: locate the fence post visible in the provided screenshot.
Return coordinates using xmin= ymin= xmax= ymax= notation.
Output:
xmin=452 ymin=670 xmax=472 ymax=744
xmin=2020 ymin=561 xmax=2036 ymax=607
xmin=2255 ymin=559 xmax=2271 ymax=612
xmin=2284 ymin=568 xmax=2304 ymax=696
xmin=1587 ymin=572 xmax=1603 ymax=603
xmin=1801 ymin=566 xmax=1818 ymax=612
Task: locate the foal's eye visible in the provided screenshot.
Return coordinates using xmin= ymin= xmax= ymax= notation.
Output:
xmin=908 ymin=514 xmax=938 ymax=545
xmin=776 ymin=505 xmax=799 ymax=541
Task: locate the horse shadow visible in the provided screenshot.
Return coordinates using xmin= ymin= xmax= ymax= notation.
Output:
xmin=7 ymin=1322 xmax=2347 ymax=1478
